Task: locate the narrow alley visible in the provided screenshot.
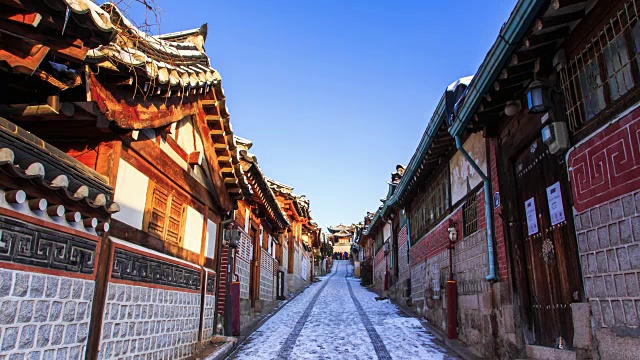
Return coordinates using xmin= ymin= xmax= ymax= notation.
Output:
xmin=228 ymin=260 xmax=459 ymax=360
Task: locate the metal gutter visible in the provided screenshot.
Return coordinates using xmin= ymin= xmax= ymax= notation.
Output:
xmin=449 ymin=0 xmax=545 ymax=137
xmin=455 ymin=136 xmax=497 ymax=282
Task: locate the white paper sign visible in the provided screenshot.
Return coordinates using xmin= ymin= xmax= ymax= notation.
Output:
xmin=546 ymin=181 xmax=566 ymax=226
xmin=525 ymin=197 xmax=539 ymax=236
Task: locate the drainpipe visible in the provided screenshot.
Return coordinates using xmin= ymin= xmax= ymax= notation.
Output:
xmin=454 ymin=136 xmax=498 ymax=282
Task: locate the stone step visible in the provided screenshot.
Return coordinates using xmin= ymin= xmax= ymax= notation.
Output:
xmin=525 ymin=345 xmax=576 ymax=360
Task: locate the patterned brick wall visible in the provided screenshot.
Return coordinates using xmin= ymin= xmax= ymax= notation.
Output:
xmin=489 ymin=139 xmax=509 ymax=280
xmin=454 ymin=230 xmax=489 ymax=295
xmin=260 ymin=249 xmax=275 ymax=302
xmin=0 ymin=213 xmax=99 ymax=360
xmin=98 ymin=284 xmax=201 ymax=359
xmin=568 ymin=110 xmax=640 ymax=329
xmin=236 ymin=231 xmax=252 ymax=300
xmin=410 ymin=211 xmax=461 ymax=268
xmin=0 ymin=269 xmax=94 ymax=359
xmin=373 ymin=249 xmax=386 ymax=291
xmin=574 ymin=190 xmax=640 ymax=328
xmin=202 ymin=270 xmax=216 ymax=341
xmin=398 ymin=225 xmax=410 ymax=284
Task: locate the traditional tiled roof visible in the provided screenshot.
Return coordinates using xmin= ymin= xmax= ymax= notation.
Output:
xmin=266 ymin=178 xmax=294 ymax=195
xmin=0 ymin=117 xmax=119 ymax=221
xmin=239 ymin=147 xmax=290 ymax=230
xmin=81 ymin=2 xmax=251 ymax=202
xmin=87 ymin=4 xmax=217 ymax=91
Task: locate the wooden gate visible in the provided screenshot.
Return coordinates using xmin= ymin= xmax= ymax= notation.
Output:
xmin=514 ymin=136 xmax=583 ymax=348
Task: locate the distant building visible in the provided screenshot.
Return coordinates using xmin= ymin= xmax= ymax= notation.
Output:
xmin=327 ymin=224 xmax=355 ymax=256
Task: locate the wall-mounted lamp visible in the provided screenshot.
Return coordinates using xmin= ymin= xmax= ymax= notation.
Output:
xmin=526 ymin=80 xmax=552 ymax=114
xmin=448 ymin=226 xmax=458 ymax=243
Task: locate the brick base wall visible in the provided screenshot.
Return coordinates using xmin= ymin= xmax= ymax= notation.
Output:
xmin=98 ymin=284 xmax=200 ymax=360
xmin=0 ymin=269 xmax=94 ymax=359
xmin=373 ymin=249 xmax=386 ymax=293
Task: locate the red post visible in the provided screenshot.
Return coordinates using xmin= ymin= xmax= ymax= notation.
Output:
xmin=447 ymin=220 xmax=458 ymax=339
xmin=446 ymin=280 xmax=457 ymax=339
xmin=230 ymin=276 xmax=241 ymax=336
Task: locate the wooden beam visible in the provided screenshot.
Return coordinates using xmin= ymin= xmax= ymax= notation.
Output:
xmin=494 ymin=72 xmax=532 ymax=91
xmin=552 ymin=0 xmax=587 ymax=11
xmin=524 ymin=26 xmax=570 ymax=48
xmin=512 ymin=42 xmax=558 ymax=64
xmin=534 ymin=9 xmax=585 ymax=31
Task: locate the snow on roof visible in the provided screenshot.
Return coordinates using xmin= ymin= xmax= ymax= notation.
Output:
xmin=447 ymin=75 xmax=474 ymax=92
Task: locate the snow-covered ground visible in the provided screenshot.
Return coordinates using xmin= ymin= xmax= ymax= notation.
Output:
xmin=228 ymin=260 xmax=459 ymax=360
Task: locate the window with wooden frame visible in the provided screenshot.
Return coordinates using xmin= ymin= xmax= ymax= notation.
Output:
xmin=375 ymin=230 xmax=384 ymax=254
xmin=424 ymin=169 xmax=450 ymax=230
xmin=143 ymin=182 xmax=187 ymax=245
xmin=560 ymin=0 xmax=640 ymax=134
xmin=410 ymin=194 xmax=426 ymax=242
xmin=409 ymin=168 xmax=450 ymax=243
xmin=463 ymin=194 xmax=478 ymax=236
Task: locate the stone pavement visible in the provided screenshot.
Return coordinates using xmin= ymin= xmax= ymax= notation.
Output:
xmin=227 ymin=260 xmax=459 ymax=360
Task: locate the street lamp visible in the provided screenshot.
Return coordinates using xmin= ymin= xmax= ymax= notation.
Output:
xmin=526 ymin=80 xmax=551 ymax=114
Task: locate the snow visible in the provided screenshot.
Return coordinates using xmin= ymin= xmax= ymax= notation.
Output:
xmin=446 ymin=75 xmax=474 ymax=92
xmin=229 ymin=260 xmax=458 ymax=360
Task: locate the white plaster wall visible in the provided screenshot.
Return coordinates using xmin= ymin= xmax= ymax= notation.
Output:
xmin=176 ymin=117 xmax=199 ymax=155
xmin=113 ymin=159 xmax=149 ymax=229
xmin=183 ymin=206 xmax=204 ymax=254
xmin=205 ymin=219 xmax=217 ymax=259
xmin=449 ymin=132 xmax=487 ymax=204
xmin=159 ymin=138 xmax=189 ymax=171
xmin=383 ymin=222 xmax=392 ymax=241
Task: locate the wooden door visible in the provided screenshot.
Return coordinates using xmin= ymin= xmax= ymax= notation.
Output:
xmin=514 ymin=136 xmax=583 ymax=348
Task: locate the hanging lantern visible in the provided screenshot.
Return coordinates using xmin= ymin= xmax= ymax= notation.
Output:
xmin=526 ymin=80 xmax=552 ymax=114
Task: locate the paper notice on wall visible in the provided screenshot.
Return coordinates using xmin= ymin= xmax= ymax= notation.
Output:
xmin=546 ymin=181 xmax=566 ymax=226
xmin=525 ymin=197 xmax=539 ymax=236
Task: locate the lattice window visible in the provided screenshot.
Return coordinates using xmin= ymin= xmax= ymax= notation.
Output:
xmin=144 ymin=182 xmax=186 ymax=245
xmin=410 ymin=195 xmax=426 ymax=242
xmin=463 ymin=195 xmax=478 ymax=236
xmin=424 ymin=169 xmax=450 ymax=229
xmin=560 ymin=0 xmax=640 ymax=133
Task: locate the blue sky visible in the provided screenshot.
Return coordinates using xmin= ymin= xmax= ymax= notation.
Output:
xmin=125 ymin=0 xmax=517 ymax=229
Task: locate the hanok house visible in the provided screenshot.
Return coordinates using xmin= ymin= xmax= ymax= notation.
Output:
xmin=362 ymin=165 xmax=406 ymax=298
xmin=0 ymin=1 xmax=118 ymax=359
xmin=233 ymin=137 xmax=290 ymax=330
xmin=1 ymin=1 xmax=252 ymax=359
xmin=326 ymin=223 xmax=354 ymax=258
xmin=267 ymin=178 xmax=317 ymax=296
xmin=362 ymin=74 xmax=516 ymax=358
xmin=444 ymin=0 xmax=640 ymax=359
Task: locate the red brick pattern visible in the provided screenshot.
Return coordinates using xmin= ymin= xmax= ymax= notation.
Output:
xmin=568 ymin=107 xmax=640 ymax=212
xmin=398 ymin=225 xmax=410 ymax=282
xmin=410 ymin=211 xmax=461 ymax=268
xmin=490 ymin=139 xmax=509 ymax=281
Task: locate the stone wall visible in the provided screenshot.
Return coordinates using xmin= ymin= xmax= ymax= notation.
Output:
xmin=98 ymin=239 xmax=203 ymax=360
xmin=0 ymin=269 xmax=95 ymax=359
xmin=202 ymin=270 xmax=216 ymax=342
xmin=97 ymin=283 xmax=200 ymax=359
xmin=0 ymin=212 xmax=100 ymax=360
xmin=373 ymin=248 xmax=386 ymax=293
xmin=567 ymin=109 xmax=640 ymax=359
xmin=397 ymin=225 xmax=411 ymax=304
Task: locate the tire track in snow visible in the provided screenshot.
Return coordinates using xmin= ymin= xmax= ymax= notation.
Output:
xmin=345 ymin=267 xmax=392 ymax=360
xmin=275 ymin=262 xmax=339 ymax=360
